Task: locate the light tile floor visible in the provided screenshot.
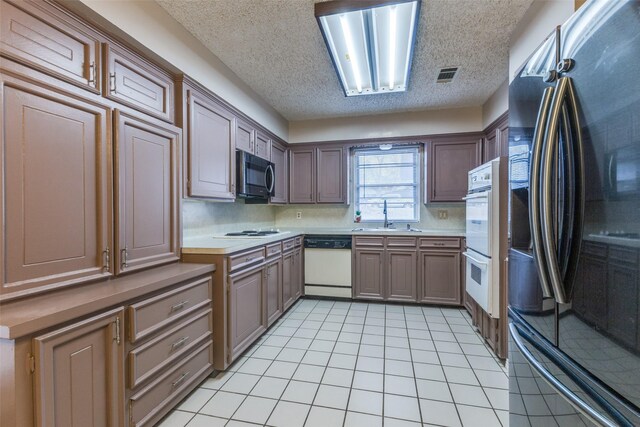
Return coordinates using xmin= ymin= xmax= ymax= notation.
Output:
xmin=158 ymin=299 xmax=509 ymax=427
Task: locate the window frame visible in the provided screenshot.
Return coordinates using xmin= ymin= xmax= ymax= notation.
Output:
xmin=353 ymin=145 xmax=421 ymax=223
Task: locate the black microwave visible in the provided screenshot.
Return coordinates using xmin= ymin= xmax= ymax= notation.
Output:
xmin=236 ymin=150 xmax=275 ymax=199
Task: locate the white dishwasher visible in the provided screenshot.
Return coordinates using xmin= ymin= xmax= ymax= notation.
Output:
xmin=304 ymin=235 xmax=352 ymax=298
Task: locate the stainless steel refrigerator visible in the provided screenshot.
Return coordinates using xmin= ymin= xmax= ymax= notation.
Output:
xmin=508 ymin=0 xmax=640 ymax=425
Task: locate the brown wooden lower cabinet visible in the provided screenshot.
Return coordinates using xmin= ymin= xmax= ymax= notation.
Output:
xmin=228 ymin=263 xmax=267 ymax=361
xmin=182 ymin=236 xmax=304 ymax=370
xmin=418 ymin=250 xmax=461 ymax=305
xmin=33 ymin=307 xmax=125 ymax=427
xmin=387 ymin=250 xmax=418 ymax=302
xmin=266 ymin=257 xmax=283 ymax=327
xmin=353 ymin=248 xmax=385 ymax=300
xmin=353 ymin=236 xmax=462 ymax=304
xmin=282 ymin=250 xmax=294 ymax=310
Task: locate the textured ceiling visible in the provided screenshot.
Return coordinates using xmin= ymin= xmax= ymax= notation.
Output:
xmin=157 ymin=0 xmax=533 ymax=121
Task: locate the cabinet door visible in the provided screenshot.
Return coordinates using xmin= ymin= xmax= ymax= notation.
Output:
xmin=115 ymin=111 xmax=180 ymax=274
xmin=317 ymin=146 xmax=345 ymax=203
xmin=1 ymin=0 xmax=101 ymax=92
xmin=255 ymin=131 xmax=271 ymax=161
xmin=235 ymin=118 xmax=254 ymax=154
xmin=266 ymin=258 xmax=282 ymax=326
xmin=289 ymin=149 xmax=315 ymax=203
xmin=607 ymin=262 xmax=638 ymax=348
xmin=483 ymin=131 xmax=497 ymax=162
xmin=498 ymin=124 xmax=509 ymax=157
xmin=186 ymin=90 xmax=235 ymax=199
xmin=427 ymin=139 xmax=482 ymax=202
xmin=387 ymin=250 xmax=417 ymax=302
xmin=282 ymin=251 xmax=294 ymax=310
xmin=293 ymin=248 xmax=303 ymax=300
xmin=33 ymin=308 xmax=125 ymax=427
xmin=228 ymin=265 xmax=266 ymax=359
xmin=270 ymin=142 xmax=288 ymax=204
xmin=354 ymin=249 xmax=385 ymax=300
xmin=2 ymin=81 xmax=112 ymax=300
xmin=419 ymin=250 xmax=461 ymax=305
xmin=104 ymin=43 xmax=174 ymax=122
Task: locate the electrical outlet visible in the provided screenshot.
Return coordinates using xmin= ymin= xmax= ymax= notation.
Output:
xmin=438 ymin=209 xmax=448 ymax=220
xmin=296 ymin=212 xmax=302 ymax=220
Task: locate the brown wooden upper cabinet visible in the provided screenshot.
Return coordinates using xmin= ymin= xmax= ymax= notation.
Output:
xmin=427 ymin=136 xmax=482 ymax=203
xmin=235 ymin=119 xmax=271 ymax=161
xmin=255 ymin=130 xmax=272 ymax=161
xmin=33 ymin=307 xmax=125 ymax=427
xmin=1 ymin=0 xmax=102 ymax=93
xmin=483 ymin=113 xmax=509 ymax=162
xmin=289 ymin=148 xmax=316 ymax=203
xmin=270 ymin=141 xmax=288 ymax=204
xmin=1 ymin=76 xmax=112 ymax=301
xmin=290 ymin=146 xmax=347 ymax=204
xmin=104 ymin=43 xmax=174 ymax=123
xmin=317 ymin=146 xmax=346 ymax=203
xmin=114 ymin=110 xmax=181 ymax=275
xmin=184 ymin=85 xmax=236 ymax=200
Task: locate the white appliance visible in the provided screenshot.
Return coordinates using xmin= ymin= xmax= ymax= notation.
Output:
xmin=303 ymin=235 xmax=352 ymax=298
xmin=463 ymin=158 xmax=505 ymax=318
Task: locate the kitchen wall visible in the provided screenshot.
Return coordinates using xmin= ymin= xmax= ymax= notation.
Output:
xmin=288 ymin=107 xmax=483 ymax=143
xmin=482 ymin=78 xmax=509 ymax=129
xmin=182 ymin=200 xmax=276 ymax=238
xmin=72 ymin=0 xmax=288 ymax=140
xmin=275 ymin=204 xmax=465 ymax=231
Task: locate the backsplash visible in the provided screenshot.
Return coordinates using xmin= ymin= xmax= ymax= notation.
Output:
xmin=182 ymin=199 xmax=276 ymax=238
xmin=275 ymin=204 xmax=465 ymax=230
xmin=183 ymin=199 xmax=465 ymax=238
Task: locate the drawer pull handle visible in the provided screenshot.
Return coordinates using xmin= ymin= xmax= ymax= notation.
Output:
xmin=170 ymin=336 xmax=190 ymax=351
xmin=245 ymin=256 xmax=255 ymax=262
xmin=170 ymin=300 xmax=189 ymax=313
xmin=171 ymin=371 xmax=190 ymax=388
xmin=88 ymin=61 xmax=96 ymax=84
xmin=109 ymin=72 xmax=116 ymax=93
xmin=433 ymin=242 xmax=445 ymax=246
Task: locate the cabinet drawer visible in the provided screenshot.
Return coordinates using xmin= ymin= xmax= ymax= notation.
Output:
xmin=104 ymin=43 xmax=174 ymax=122
xmin=283 ymin=238 xmax=296 ymax=252
xmin=609 ymin=246 xmax=638 ymax=265
xmin=419 ymin=237 xmax=461 ymax=249
xmin=128 ymin=277 xmax=211 ymax=343
xmin=1 ymin=0 xmax=101 ymax=92
xmin=228 ymin=247 xmax=265 ymax=272
xmin=354 ymin=236 xmax=385 ymax=247
xmin=128 ymin=309 xmax=212 ymax=389
xmin=266 ymin=242 xmax=282 ymax=258
xmin=387 ymin=237 xmax=417 ymax=248
xmin=130 ymin=340 xmax=213 ymax=427
xmin=295 ymin=236 xmax=303 ymax=247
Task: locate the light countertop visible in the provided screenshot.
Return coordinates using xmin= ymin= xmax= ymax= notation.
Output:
xmin=584 ymin=234 xmax=640 ymax=249
xmin=181 ymin=228 xmax=466 ymax=255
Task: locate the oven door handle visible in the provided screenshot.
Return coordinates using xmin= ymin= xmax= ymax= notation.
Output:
xmin=462 ymin=252 xmax=488 ymax=266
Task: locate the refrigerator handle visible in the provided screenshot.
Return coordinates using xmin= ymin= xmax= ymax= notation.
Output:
xmin=529 ymin=86 xmax=555 ymax=299
xmin=561 ymin=78 xmax=585 ymax=299
xmin=540 ymin=77 xmax=585 ymax=304
xmin=509 ymin=323 xmax=618 ymax=427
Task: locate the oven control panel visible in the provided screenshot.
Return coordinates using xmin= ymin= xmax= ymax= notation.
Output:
xmin=468 ymin=162 xmax=493 ymax=192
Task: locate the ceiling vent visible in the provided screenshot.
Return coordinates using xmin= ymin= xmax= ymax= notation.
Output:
xmin=436 ymin=67 xmax=458 ymax=83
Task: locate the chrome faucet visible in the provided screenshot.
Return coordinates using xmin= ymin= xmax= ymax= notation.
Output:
xmin=383 ymin=200 xmax=392 ymax=229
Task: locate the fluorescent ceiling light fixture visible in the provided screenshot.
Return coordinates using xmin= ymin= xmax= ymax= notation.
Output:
xmin=315 ymin=0 xmax=421 ymax=97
